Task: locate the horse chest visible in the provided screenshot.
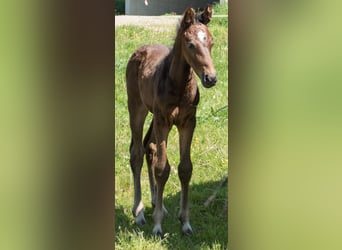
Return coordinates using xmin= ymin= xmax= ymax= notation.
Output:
xmin=166 ymin=88 xmax=199 ymax=125
xmin=168 ymin=105 xmax=196 ymax=126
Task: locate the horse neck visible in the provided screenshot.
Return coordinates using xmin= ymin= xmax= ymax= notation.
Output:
xmin=168 ymin=38 xmax=195 ymax=90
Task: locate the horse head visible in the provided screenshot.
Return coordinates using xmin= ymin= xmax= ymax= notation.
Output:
xmin=179 ymin=5 xmax=217 ymax=88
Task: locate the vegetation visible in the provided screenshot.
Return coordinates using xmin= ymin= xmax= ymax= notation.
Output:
xmin=115 ymin=6 xmax=228 ymax=249
xmin=212 ymin=2 xmax=228 ymax=15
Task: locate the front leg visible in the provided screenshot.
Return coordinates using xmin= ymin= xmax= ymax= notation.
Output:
xmin=152 ymin=116 xmax=172 ymax=237
xmin=177 ymin=117 xmax=196 ymax=235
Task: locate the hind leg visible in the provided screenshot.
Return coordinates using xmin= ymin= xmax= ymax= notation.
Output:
xmin=143 ymin=119 xmax=168 ymax=216
xmin=143 ymin=119 xmax=157 ymax=208
xmin=128 ymin=101 xmax=148 ymax=225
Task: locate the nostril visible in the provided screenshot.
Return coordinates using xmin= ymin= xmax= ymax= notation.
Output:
xmin=203 ymin=73 xmax=217 ymax=86
xmin=204 ymin=74 xmax=210 ymax=82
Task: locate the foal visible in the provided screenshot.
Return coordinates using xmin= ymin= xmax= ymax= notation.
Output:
xmin=126 ymin=6 xmax=217 ymax=236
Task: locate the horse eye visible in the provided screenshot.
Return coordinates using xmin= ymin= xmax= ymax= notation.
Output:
xmin=187 ymin=42 xmax=195 ymax=49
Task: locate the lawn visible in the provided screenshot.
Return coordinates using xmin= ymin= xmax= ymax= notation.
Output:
xmin=115 ymin=9 xmax=228 ymax=250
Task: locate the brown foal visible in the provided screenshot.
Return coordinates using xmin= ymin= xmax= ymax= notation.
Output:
xmin=126 ymin=5 xmax=217 ymax=236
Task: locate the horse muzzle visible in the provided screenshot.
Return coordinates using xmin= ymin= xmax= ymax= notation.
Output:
xmin=201 ymin=72 xmax=217 ymax=88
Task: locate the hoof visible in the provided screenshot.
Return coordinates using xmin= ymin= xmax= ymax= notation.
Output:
xmin=135 ymin=211 xmax=146 ymax=226
xmin=181 ymin=222 xmax=193 ymax=236
xmin=152 ymin=224 xmax=163 ymax=238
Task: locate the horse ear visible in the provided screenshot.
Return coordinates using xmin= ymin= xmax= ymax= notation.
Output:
xmin=198 ymin=5 xmax=213 ymax=25
xmin=181 ymin=7 xmax=196 ymax=29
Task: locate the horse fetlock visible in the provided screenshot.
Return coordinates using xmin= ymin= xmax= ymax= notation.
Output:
xmin=132 ymin=200 xmax=144 ymax=217
xmin=179 ymin=210 xmax=193 ymax=235
xmin=133 ymin=201 xmax=146 ymax=225
xmin=178 ymin=211 xmax=189 ymax=224
xmin=152 ymin=208 xmax=163 ymax=221
xmin=151 ymin=202 xmax=168 ymax=215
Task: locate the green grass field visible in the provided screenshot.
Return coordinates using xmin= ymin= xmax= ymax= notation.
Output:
xmin=115 ymin=9 xmax=228 ymax=249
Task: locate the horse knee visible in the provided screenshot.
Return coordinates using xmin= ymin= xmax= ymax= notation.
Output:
xmin=154 ymin=160 xmax=170 ymax=184
xmin=130 ymin=143 xmax=144 ymax=172
xmin=178 ymin=160 xmax=193 ymax=182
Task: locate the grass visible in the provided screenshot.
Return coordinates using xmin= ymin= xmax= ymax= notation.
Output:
xmin=212 ymin=2 xmax=228 ymax=16
xmin=115 ymin=11 xmax=228 ymax=250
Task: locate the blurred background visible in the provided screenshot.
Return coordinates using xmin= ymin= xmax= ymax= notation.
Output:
xmin=115 ymin=0 xmax=227 ymax=15
xmin=1 ymin=0 xmax=342 ymax=250
xmin=229 ymin=0 xmax=342 ymax=249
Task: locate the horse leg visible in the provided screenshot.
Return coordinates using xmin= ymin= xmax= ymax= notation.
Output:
xmin=177 ymin=117 xmax=196 ymax=235
xmin=128 ymin=103 xmax=148 ymax=226
xmin=143 ymin=119 xmax=157 ymax=208
xmin=151 ymin=116 xmax=171 ymax=236
xmin=143 ymin=118 xmax=169 ymax=215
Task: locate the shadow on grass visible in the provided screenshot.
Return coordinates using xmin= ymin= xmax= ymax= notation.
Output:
xmin=115 ymin=178 xmax=228 ymax=249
